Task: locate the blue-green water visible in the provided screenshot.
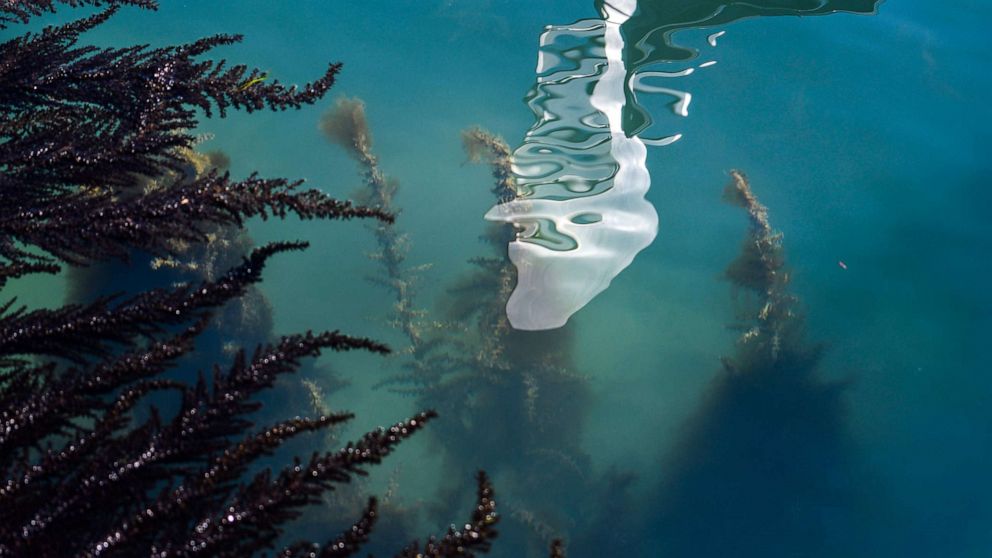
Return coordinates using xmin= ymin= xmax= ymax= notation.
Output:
xmin=6 ymin=1 xmax=991 ymax=556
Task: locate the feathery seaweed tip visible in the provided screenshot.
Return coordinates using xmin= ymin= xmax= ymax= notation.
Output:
xmin=723 ymin=169 xmax=771 ymax=235
xmin=319 ymin=96 xmax=373 ymax=158
xmin=721 ymin=170 xmax=782 ymax=294
xmin=461 ymin=127 xmax=510 ymax=164
xmin=175 ymin=411 xmax=439 ymax=555
xmin=0 ymin=242 xmax=304 ymax=362
xmin=0 ymin=5 xmax=499 ymax=556
xmin=720 ymin=170 xmax=801 ymax=368
xmin=461 ymin=126 xmax=517 ymax=201
xmin=277 ymin=497 xmax=379 ymax=557
xmin=397 ymin=470 xmax=499 ymax=557
xmin=0 ymin=0 xmax=158 ymax=29
xmin=0 ymin=12 xmax=341 ymax=197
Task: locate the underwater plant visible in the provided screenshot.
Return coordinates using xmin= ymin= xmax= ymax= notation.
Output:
xmin=414 ymin=127 xmax=637 ymax=558
xmin=320 ymin=101 xmax=578 ymax=556
xmin=0 ymin=0 xmax=156 ymax=27
xmin=319 ymin=97 xmax=440 ymax=367
xmin=0 ymin=3 xmax=504 ymax=556
xmin=644 ymin=171 xmax=881 ymax=558
xmin=459 ymin=131 xmax=647 ymax=557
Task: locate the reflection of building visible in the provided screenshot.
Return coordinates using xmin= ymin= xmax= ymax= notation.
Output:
xmin=485 ymin=0 xmax=879 ymax=332
xmin=485 ymin=0 xmax=674 ymax=331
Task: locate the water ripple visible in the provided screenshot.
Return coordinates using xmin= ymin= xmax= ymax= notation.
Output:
xmin=485 ymin=0 xmax=670 ymax=330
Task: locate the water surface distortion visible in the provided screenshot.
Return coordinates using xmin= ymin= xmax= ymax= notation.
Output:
xmin=485 ymin=0 xmax=658 ymax=330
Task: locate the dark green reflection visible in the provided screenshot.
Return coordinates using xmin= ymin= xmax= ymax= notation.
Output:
xmin=518 ymin=218 xmax=581 ymax=251
xmin=593 ymin=0 xmax=882 ymax=135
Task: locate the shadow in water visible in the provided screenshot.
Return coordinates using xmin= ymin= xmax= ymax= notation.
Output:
xmin=647 ymin=352 xmax=884 ymax=557
xmin=644 ymin=172 xmax=889 ymax=557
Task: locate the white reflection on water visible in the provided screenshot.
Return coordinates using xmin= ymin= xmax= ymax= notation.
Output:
xmin=485 ymin=0 xmax=707 ymax=330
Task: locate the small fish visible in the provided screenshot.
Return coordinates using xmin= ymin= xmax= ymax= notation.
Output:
xmin=838 ymin=260 xmax=848 ymax=270
xmin=238 ymin=74 xmax=268 ymax=91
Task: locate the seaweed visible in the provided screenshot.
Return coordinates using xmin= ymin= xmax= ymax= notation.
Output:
xmin=430 ymin=129 xmax=635 ymax=558
xmin=461 ymin=127 xmax=518 ymax=205
xmin=0 ymin=6 xmax=389 ymax=287
xmin=0 ymin=5 xmax=502 ymax=556
xmin=643 ymin=171 xmax=881 ymax=558
xmin=721 ymin=169 xmax=796 ymax=365
xmin=324 ymin=112 xmax=601 ymax=556
xmin=320 ymin=97 xmax=448 ymax=385
xmin=395 ymin=471 xmax=499 ymax=557
xmin=0 ymin=243 xmax=439 ymax=556
xmin=0 ymin=0 xmax=158 ymax=28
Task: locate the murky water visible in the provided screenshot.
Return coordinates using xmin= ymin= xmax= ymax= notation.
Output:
xmin=6 ymin=1 xmax=990 ymax=556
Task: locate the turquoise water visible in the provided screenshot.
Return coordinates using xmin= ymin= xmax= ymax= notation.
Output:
xmin=7 ymin=1 xmax=991 ymax=556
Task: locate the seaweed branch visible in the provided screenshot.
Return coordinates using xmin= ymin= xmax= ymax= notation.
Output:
xmin=396 ymin=471 xmax=499 ymax=558
xmin=0 ymin=246 xmax=434 ymax=556
xmin=644 ymin=170 xmax=870 ymax=557
xmin=457 ymin=128 xmax=518 ymax=369
xmin=0 ymin=7 xmax=501 ymax=557
xmin=342 ymin=124 xmax=593 ymax=555
xmin=0 ymin=9 xmax=391 ymax=288
xmin=0 ymin=0 xmax=158 ymax=28
xmin=321 ymin=97 xmax=445 ymax=375
xmin=0 ymin=8 xmax=342 ymax=194
xmin=721 ymin=169 xmax=797 ymax=365
xmin=461 ymin=127 xmax=518 ymax=205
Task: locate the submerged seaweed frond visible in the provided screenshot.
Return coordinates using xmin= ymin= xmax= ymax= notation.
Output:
xmin=397 ymin=471 xmax=499 ymax=557
xmin=321 ymin=97 xmax=442 ymax=376
xmin=0 ymin=244 xmax=436 ymax=555
xmin=320 ymin=97 xmax=375 ymax=163
xmin=1 ymin=6 xmax=499 ymax=557
xmin=645 ymin=170 xmax=869 ymax=558
xmin=0 ymin=9 xmax=388 ymax=288
xmin=0 ymin=242 xmax=310 ymax=363
xmin=722 ymin=170 xmax=799 ymax=364
xmin=458 ymin=128 xmax=520 ymax=367
xmin=0 ymin=0 xmax=158 ymax=28
xmin=0 ymin=9 xmax=342 ymax=194
xmin=461 ymin=127 xmax=517 ymax=204
xmin=722 ymin=169 xmax=784 ymax=294
xmin=393 ymin=127 xmax=593 ymax=554
xmin=505 ymin=500 xmax=561 ymax=549
xmin=2 ymin=172 xmax=390 ymax=280
xmin=278 ymin=497 xmax=378 ymax=557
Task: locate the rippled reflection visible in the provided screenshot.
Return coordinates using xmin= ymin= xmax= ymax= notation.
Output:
xmin=487 ymin=0 xmax=880 ymax=331
xmin=615 ymin=0 xmax=880 ymax=134
xmin=485 ymin=0 xmax=687 ymax=331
